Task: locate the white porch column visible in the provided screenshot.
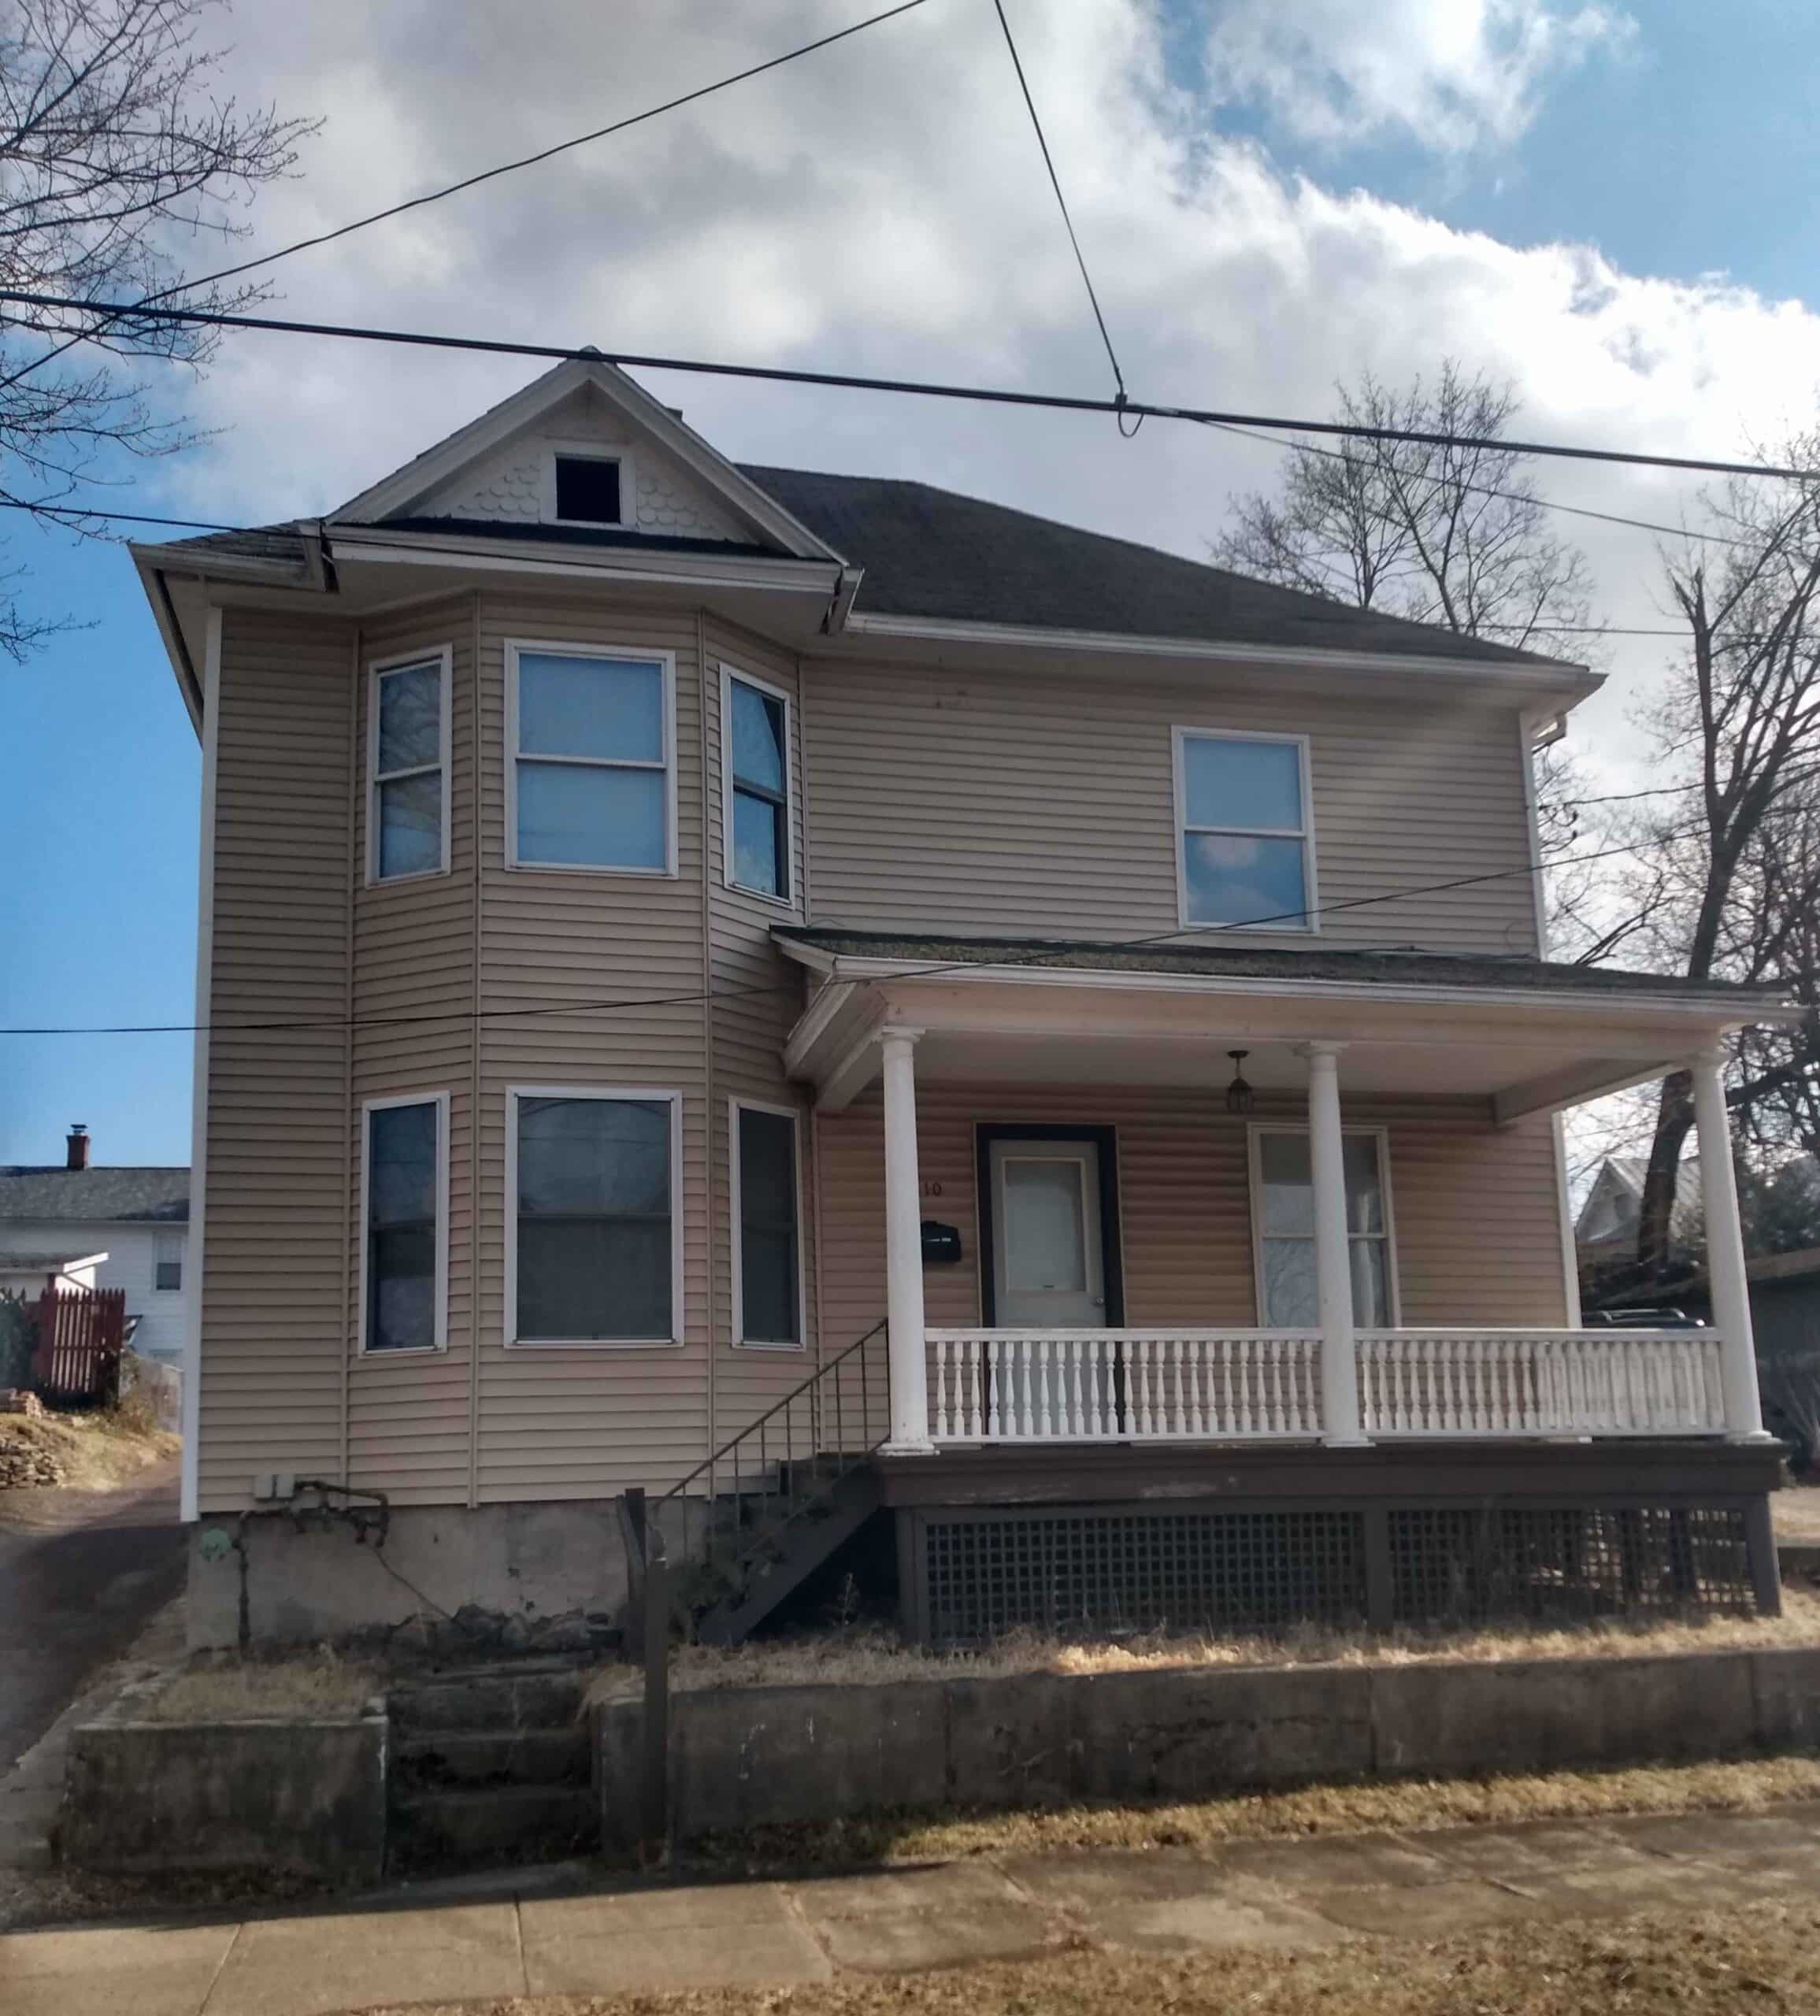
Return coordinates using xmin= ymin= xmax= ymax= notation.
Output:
xmin=880 ymin=1024 xmax=934 ymax=1455
xmin=1690 ymin=1046 xmax=1772 ymax=1442
xmin=1304 ymin=1040 xmax=1369 ymax=1447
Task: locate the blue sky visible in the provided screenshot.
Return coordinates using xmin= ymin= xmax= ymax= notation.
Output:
xmin=5 ymin=0 xmax=1820 ymax=1169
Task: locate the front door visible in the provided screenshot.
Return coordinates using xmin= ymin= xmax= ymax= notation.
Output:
xmin=988 ymin=1138 xmax=1106 ymax=1328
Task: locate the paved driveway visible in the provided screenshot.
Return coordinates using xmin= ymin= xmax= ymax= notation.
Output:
xmin=0 ymin=1460 xmax=184 ymax=1773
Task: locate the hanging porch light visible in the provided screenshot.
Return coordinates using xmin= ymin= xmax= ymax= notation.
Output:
xmin=1224 ymin=1049 xmax=1255 ymax=1115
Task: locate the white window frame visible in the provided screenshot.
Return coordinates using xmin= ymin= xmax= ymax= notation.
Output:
xmin=366 ymin=646 xmax=453 ymax=886
xmin=505 ymin=1085 xmax=684 ymax=1350
xmin=358 ymin=1090 xmax=450 ymax=1357
xmin=152 ymin=1228 xmax=183 ymax=1292
xmin=1172 ymin=726 xmax=1319 ymax=934
xmin=719 ymin=663 xmax=798 ymax=908
xmin=728 ymin=1095 xmax=807 ymax=1351
xmin=505 ymin=640 xmax=677 ymax=876
xmin=542 ymin=439 xmax=635 ymax=529
xmin=1246 ymin=1122 xmax=1400 ymax=1329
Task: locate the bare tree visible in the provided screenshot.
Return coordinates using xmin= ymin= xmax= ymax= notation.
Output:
xmin=1624 ymin=452 xmax=1820 ymax=1280
xmin=1213 ymin=361 xmax=1600 ymax=657
xmin=0 ymin=0 xmax=315 ymax=655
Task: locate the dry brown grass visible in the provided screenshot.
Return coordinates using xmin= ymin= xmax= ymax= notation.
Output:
xmin=138 ymin=1648 xmax=379 ymax=1723
xmin=1776 ymin=1484 xmax=1820 ymax=1544
xmin=584 ymin=1589 xmax=1820 ymax=1707
xmin=0 ymin=1406 xmax=177 ymax=1492
xmin=362 ymin=1896 xmax=1820 ymax=2015
xmin=671 ymin=1751 xmax=1820 ymax=1877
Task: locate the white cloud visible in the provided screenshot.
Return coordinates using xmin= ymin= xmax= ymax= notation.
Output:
xmin=1203 ymin=0 xmax=1635 ymax=154
xmin=139 ymin=0 xmax=1820 ymax=785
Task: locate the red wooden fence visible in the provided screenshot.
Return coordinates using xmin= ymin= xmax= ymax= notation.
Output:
xmin=30 ymin=1288 xmax=127 ymax=1405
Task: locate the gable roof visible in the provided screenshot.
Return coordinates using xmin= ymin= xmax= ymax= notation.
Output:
xmin=739 ymin=465 xmax=1575 ymax=669
xmin=0 ymin=1166 xmax=190 ymax=1224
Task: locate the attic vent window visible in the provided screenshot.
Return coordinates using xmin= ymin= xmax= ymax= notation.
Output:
xmin=553 ymin=454 xmax=624 ymax=526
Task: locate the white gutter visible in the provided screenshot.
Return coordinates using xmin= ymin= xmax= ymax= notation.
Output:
xmin=776 ymin=942 xmax=1798 ymax=1025
xmin=837 ymin=610 xmax=1603 ymax=702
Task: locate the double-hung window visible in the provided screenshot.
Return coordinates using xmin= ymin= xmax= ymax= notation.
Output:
xmin=510 ymin=1089 xmax=680 ymax=1345
xmin=732 ymin=1100 xmax=803 ymax=1346
xmin=153 ymin=1230 xmax=183 ymax=1292
xmin=369 ymin=650 xmax=450 ymax=882
xmin=722 ymin=668 xmax=792 ymax=901
xmin=509 ymin=644 xmax=674 ymax=873
xmin=1251 ymin=1127 xmax=1395 ymax=1328
xmin=361 ymin=1094 xmax=448 ymax=1353
xmin=1174 ymin=728 xmax=1315 ymax=930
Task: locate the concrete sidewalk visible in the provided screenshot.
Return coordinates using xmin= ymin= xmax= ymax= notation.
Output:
xmin=8 ymin=1800 xmax=1820 ymax=2015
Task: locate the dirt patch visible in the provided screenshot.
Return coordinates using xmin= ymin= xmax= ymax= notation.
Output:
xmin=361 ymin=1896 xmax=1820 ymax=2016
xmin=138 ymin=1648 xmax=380 ymax=1724
xmin=586 ymin=1590 xmax=1820 ymax=1706
xmin=0 ymin=1407 xmax=177 ymax=1494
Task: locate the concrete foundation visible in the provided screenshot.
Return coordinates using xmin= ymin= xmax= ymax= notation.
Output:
xmin=186 ymin=1498 xmax=634 ymax=1650
xmin=599 ymin=1645 xmax=1820 ymax=1849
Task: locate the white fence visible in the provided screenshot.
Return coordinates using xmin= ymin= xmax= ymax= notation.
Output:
xmin=927 ymin=1329 xmax=1322 ymax=1443
xmin=1356 ymin=1329 xmax=1726 ymax=1438
xmin=923 ymin=1325 xmax=1725 ymax=1444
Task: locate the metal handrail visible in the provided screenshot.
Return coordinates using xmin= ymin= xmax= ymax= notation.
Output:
xmin=658 ymin=1317 xmax=888 ymax=1508
xmin=654 ymin=1316 xmax=890 ymax=1614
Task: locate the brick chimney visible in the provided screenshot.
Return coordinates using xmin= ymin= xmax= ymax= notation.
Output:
xmin=65 ymin=1124 xmax=89 ymax=1171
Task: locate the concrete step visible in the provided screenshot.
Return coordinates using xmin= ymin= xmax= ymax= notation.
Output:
xmin=389 ymin=1667 xmax=587 ymax=1736
xmin=388 ymin=1785 xmax=599 ymax=1875
xmin=393 ymin=1728 xmax=592 ymax=1792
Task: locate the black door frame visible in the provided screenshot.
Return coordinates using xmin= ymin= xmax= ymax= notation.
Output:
xmin=974 ymin=1122 xmax=1126 ymax=1328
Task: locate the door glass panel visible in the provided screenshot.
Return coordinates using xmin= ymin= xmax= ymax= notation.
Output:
xmin=1003 ymin=1158 xmax=1087 ymax=1294
xmin=1349 ymin=1238 xmax=1390 ymax=1325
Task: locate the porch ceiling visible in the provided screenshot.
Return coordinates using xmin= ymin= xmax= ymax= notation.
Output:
xmin=781 ymin=943 xmax=1798 ymax=1121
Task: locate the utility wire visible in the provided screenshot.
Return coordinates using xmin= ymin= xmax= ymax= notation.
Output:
xmin=0 ymin=0 xmax=932 ymax=400
xmin=2 ymin=815 xmax=1785 ymax=1038
xmin=1204 ymin=417 xmax=1757 ymax=559
xmin=988 ymin=0 xmax=1126 ymax=410
xmin=4 ymin=289 xmax=1812 ymax=484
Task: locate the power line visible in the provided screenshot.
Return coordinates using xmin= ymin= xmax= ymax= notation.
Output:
xmin=0 ymin=496 xmax=245 ymax=534
xmin=0 ymin=1 xmax=932 ymax=400
xmin=988 ymin=0 xmax=1126 ymax=408
xmin=1203 ymin=417 xmax=1757 ymax=558
xmin=2 ymin=817 xmax=1779 ymax=1038
xmin=4 ymin=288 xmax=1813 ymax=484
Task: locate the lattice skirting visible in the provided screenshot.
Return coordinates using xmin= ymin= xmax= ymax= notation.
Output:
xmin=905 ymin=1498 xmax=1772 ymax=1646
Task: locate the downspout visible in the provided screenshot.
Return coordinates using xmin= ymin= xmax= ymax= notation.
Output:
xmin=698 ymin=610 xmax=717 ymax=1466
xmin=341 ymin=628 xmax=361 ymax=1484
xmin=468 ymin=590 xmax=484 ymax=1511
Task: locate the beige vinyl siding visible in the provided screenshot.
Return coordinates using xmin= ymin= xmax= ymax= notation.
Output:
xmin=815 ymin=1082 xmax=1569 ymax=1352
xmin=803 ymin=660 xmax=1539 ymax=954
xmin=702 ymin=618 xmax=817 ymax=1451
xmin=346 ymin=598 xmax=478 ymax=1505
xmin=198 ymin=609 xmax=358 ymax=1510
xmin=472 ymin=592 xmax=711 ymax=1502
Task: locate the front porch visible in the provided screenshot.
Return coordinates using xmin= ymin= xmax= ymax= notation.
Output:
xmin=783 ymin=928 xmax=1789 ymax=1459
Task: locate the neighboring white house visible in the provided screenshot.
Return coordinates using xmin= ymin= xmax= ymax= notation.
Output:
xmin=0 ymin=1248 xmax=107 ymax=1297
xmin=0 ymin=1128 xmax=190 ymax=1361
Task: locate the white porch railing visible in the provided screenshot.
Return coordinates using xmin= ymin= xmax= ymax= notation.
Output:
xmin=923 ymin=1326 xmax=1728 ymax=1444
xmin=927 ymin=1329 xmax=1323 ymax=1443
xmin=1356 ymin=1329 xmax=1726 ymax=1438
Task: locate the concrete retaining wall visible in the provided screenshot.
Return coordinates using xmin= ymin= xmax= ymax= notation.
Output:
xmin=598 ymin=1647 xmax=1820 ymax=1848
xmin=58 ymin=1689 xmax=387 ymax=1883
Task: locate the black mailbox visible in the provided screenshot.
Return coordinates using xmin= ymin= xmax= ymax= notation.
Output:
xmin=921 ymin=1220 xmax=962 ymax=1265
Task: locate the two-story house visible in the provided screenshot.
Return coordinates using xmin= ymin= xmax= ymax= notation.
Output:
xmin=132 ymin=358 xmax=1793 ymax=1649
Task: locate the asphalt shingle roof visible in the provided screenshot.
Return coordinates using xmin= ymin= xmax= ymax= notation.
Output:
xmin=0 ymin=1167 xmax=190 ymax=1224
xmin=738 ymin=465 xmax=1572 ymax=669
xmin=773 ymin=927 xmax=1785 ymax=1003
